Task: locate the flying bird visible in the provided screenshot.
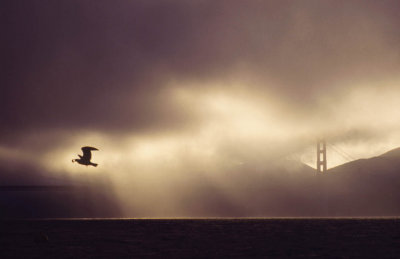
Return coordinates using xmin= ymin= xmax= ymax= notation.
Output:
xmin=72 ymin=146 xmax=99 ymax=167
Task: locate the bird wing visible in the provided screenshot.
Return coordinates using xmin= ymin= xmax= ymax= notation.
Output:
xmin=81 ymin=146 xmax=99 ymax=160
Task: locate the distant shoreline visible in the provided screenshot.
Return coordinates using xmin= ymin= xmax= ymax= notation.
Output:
xmin=0 ymin=186 xmax=87 ymax=191
xmin=1 ymin=217 xmax=400 ymax=221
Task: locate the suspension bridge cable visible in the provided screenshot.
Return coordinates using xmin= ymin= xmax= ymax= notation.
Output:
xmin=331 ymin=144 xmax=356 ymax=160
xmin=330 ymin=145 xmax=353 ymax=161
xmin=327 ymin=143 xmax=354 ymax=162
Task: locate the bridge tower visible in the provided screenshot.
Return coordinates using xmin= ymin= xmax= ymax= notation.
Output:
xmin=317 ymin=139 xmax=327 ymax=173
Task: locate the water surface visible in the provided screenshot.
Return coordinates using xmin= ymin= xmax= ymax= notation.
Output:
xmin=1 ymin=218 xmax=400 ymax=258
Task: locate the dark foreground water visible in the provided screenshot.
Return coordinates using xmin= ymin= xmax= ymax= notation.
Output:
xmin=1 ymin=218 xmax=400 ymax=258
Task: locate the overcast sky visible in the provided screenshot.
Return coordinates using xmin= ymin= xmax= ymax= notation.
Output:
xmin=2 ymin=0 xmax=400 ymax=215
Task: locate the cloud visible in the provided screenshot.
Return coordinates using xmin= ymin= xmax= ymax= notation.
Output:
xmin=2 ymin=0 xmax=400 ymax=134
xmin=2 ymin=0 xmax=400 ymax=216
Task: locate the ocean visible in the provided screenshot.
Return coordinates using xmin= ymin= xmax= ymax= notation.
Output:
xmin=1 ymin=218 xmax=400 ymax=258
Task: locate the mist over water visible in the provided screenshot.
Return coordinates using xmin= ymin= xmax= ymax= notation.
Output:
xmin=2 ymin=0 xmax=400 ymax=217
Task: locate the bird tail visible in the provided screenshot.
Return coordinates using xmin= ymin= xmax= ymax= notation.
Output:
xmin=92 ymin=163 xmax=98 ymax=167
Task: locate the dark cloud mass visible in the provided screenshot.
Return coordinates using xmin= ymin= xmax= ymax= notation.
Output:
xmin=2 ymin=0 xmax=400 ymax=134
xmin=2 ymin=0 xmax=400 ymax=217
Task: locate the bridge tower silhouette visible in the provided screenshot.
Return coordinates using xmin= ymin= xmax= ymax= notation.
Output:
xmin=317 ymin=139 xmax=327 ymax=173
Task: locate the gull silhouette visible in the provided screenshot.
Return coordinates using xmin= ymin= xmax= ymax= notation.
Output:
xmin=72 ymin=146 xmax=99 ymax=167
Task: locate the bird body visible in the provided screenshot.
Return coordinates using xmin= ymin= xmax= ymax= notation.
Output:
xmin=72 ymin=146 xmax=99 ymax=167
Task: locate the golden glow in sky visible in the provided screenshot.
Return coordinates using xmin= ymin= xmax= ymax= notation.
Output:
xmin=28 ymin=77 xmax=400 ymax=179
